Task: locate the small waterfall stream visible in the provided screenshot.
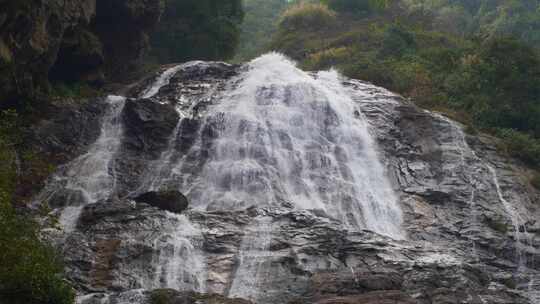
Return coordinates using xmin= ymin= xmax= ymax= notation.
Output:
xmin=228 ymin=216 xmax=275 ymax=302
xmin=38 ymin=95 xmax=126 ymax=233
xmin=437 ymin=114 xmax=537 ymax=301
xmin=152 ymin=213 xmax=207 ymax=292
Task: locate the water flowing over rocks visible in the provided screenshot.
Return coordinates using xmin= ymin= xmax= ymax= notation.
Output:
xmin=36 ymin=54 xmax=540 ymax=304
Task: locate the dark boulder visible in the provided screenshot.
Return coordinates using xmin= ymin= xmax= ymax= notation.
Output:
xmin=133 ymin=191 xmax=188 ymax=214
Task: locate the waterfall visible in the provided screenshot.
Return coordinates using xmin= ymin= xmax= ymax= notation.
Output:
xmin=152 ymin=213 xmax=207 ymax=292
xmin=228 ymin=216 xmax=275 ymax=302
xmin=161 ymin=53 xmax=404 ymax=239
xmin=487 ymin=165 xmax=530 ymax=263
xmin=38 ymin=95 xmax=126 ymax=233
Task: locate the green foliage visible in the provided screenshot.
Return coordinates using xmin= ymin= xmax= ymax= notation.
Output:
xmin=0 ymin=194 xmax=75 ymax=304
xmin=279 ymin=3 xmax=337 ymax=31
xmin=150 ymin=0 xmax=244 ymax=63
xmin=321 ymin=0 xmax=388 ymax=15
xmin=403 ymin=0 xmax=540 ymax=47
xmin=305 ymin=47 xmax=352 ymax=69
xmin=0 ymin=110 xmax=73 ymax=304
xmin=379 ymin=24 xmax=417 ymax=58
xmin=234 ymin=0 xmax=289 ymax=61
xmin=497 ymin=129 xmax=540 ymax=166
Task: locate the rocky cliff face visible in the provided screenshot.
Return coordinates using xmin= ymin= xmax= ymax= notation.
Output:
xmin=0 ymin=0 xmax=164 ymax=108
xmin=35 ymin=54 xmax=540 ymax=304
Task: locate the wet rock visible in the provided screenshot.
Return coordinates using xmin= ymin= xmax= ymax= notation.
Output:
xmin=307 ymin=291 xmax=416 ymax=304
xmin=30 ymin=98 xmax=108 ymax=162
xmin=78 ymin=290 xmax=253 ymax=304
xmin=149 ymin=289 xmax=253 ymax=304
xmin=133 ymin=191 xmax=188 ymax=214
xmin=122 ymin=98 xmax=179 ymax=156
xmin=79 ymin=199 xmax=136 ymax=226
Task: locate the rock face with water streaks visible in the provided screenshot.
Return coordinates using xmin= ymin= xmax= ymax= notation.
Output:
xmin=36 ymin=55 xmax=540 ymax=304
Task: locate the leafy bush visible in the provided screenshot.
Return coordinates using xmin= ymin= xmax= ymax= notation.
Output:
xmin=0 ymin=193 xmax=75 ymax=304
xmin=0 ymin=110 xmax=73 ymax=304
xmin=497 ymin=129 xmax=540 ymax=166
xmin=234 ymin=0 xmax=290 ymax=61
xmin=305 ymin=47 xmax=351 ymax=69
xmin=150 ymin=0 xmax=244 ymax=63
xmin=279 ymin=3 xmax=337 ymax=31
xmin=379 ymin=25 xmax=416 ymax=58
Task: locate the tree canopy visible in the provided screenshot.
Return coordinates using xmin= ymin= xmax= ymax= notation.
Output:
xmin=150 ymin=0 xmax=244 ymax=63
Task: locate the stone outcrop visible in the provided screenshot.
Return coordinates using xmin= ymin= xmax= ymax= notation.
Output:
xmin=0 ymin=0 xmax=164 ymax=108
xmin=122 ymin=98 xmax=179 ymax=157
xmin=38 ymin=61 xmax=540 ymax=304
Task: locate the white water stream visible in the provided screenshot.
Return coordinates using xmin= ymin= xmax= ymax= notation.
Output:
xmin=438 ymin=114 xmax=536 ymax=301
xmin=228 ymin=216 xmax=275 ymax=302
xmin=152 ymin=213 xmax=207 ymax=292
xmin=38 ymin=95 xmax=126 ymax=233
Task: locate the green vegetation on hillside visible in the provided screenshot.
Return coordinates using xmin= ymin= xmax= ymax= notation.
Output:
xmin=269 ymin=0 xmax=540 ymax=187
xmin=0 ymin=196 xmax=74 ymax=304
xmin=235 ymin=0 xmax=289 ymax=61
xmin=0 ymin=111 xmax=74 ymax=304
xmin=150 ymin=0 xmax=244 ymax=63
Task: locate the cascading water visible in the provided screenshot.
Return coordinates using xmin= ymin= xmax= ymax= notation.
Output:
xmin=152 ymin=213 xmax=207 ymax=292
xmin=437 ymin=114 xmax=537 ymax=301
xmin=38 ymin=95 xmax=126 ymax=233
xmin=228 ymin=216 xmax=275 ymax=302
xmin=158 ymin=53 xmax=404 ymax=239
